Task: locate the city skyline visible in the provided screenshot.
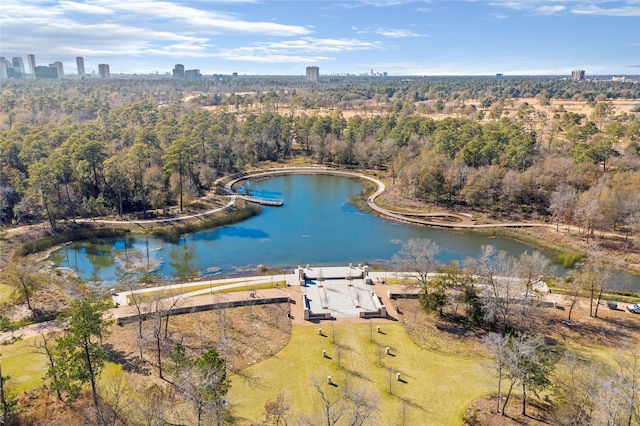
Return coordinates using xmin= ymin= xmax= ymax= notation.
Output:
xmin=1 ymin=0 xmax=639 ymax=76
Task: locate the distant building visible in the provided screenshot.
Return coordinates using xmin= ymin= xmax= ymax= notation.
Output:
xmin=184 ymin=69 xmax=202 ymax=80
xmin=612 ymin=76 xmax=626 ymax=82
xmin=27 ymin=54 xmax=36 ymax=75
xmin=49 ymin=61 xmax=64 ymax=78
xmin=76 ymin=57 xmax=85 ymax=76
xmin=35 ymin=65 xmax=59 ymax=79
xmin=0 ymin=57 xmax=10 ymax=79
xmin=306 ymin=66 xmax=319 ymax=82
xmin=232 ymin=72 xmax=238 ymax=79
xmin=571 ymin=70 xmax=585 ymax=80
xmin=173 ymin=64 xmax=185 ymax=79
xmin=98 ymin=64 xmax=110 ymax=78
xmin=496 ymin=73 xmax=504 ymax=77
xmin=12 ymin=57 xmax=25 ymax=78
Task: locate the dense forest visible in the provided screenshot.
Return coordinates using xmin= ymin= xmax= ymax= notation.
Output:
xmin=1 ymin=76 xmax=640 ymax=425
xmin=1 ymin=76 xmax=639 ymax=243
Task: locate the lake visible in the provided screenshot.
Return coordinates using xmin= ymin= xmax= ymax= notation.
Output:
xmin=49 ymin=174 xmax=640 ymax=291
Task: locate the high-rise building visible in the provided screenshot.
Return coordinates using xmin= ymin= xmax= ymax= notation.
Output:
xmin=35 ymin=65 xmax=59 ymax=79
xmin=173 ymin=64 xmax=185 ymax=79
xmin=49 ymin=61 xmax=64 ymax=78
xmin=12 ymin=57 xmax=25 ymax=77
xmin=98 ymin=64 xmax=110 ymax=78
xmin=76 ymin=57 xmax=85 ymax=76
xmin=571 ymin=70 xmax=585 ymax=81
xmin=0 ymin=57 xmax=10 ymax=79
xmin=306 ymin=66 xmax=319 ymax=82
xmin=27 ymin=54 xmax=36 ymax=75
xmin=184 ymin=69 xmax=202 ymax=80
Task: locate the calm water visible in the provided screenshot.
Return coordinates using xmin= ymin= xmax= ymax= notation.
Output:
xmin=49 ymin=174 xmax=640 ymax=291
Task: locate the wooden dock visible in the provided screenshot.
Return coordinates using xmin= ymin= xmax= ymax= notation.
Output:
xmin=237 ymin=194 xmax=284 ymax=206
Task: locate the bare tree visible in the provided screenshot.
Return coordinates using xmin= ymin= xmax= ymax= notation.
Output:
xmin=469 ymin=245 xmax=519 ymax=332
xmin=264 ymin=391 xmax=290 ymax=426
xmin=578 ymin=251 xmax=612 ymax=318
xmin=483 ymin=332 xmax=510 ymax=414
xmin=344 ymin=384 xmax=380 ymax=426
xmin=549 ymin=183 xmax=577 ymax=232
xmin=551 ymin=352 xmax=601 ymax=425
xmin=310 ymin=376 xmax=345 ymax=426
xmin=391 ymin=238 xmax=440 ymax=293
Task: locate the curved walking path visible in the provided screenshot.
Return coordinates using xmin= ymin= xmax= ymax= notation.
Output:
xmin=226 ymin=167 xmax=546 ymax=229
xmin=73 ymin=197 xmax=237 ymax=225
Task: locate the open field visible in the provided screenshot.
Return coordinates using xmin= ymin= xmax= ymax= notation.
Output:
xmin=229 ymin=323 xmax=493 ymax=425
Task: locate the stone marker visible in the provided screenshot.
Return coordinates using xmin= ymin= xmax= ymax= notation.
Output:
xmin=385 ymin=347 xmax=390 ymax=355
xmin=327 ymin=376 xmax=332 ymax=384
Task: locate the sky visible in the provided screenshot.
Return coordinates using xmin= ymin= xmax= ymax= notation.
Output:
xmin=1 ymin=0 xmax=639 ymax=76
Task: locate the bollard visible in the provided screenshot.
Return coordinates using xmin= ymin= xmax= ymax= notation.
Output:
xmin=318 ymin=328 xmax=322 ymax=335
xmin=376 ymin=326 xmax=381 ymax=333
xmin=327 ymin=376 xmax=332 ymax=384
xmin=385 ymin=347 xmax=390 ymax=355
xmin=322 ymin=350 xmax=327 ymax=358
xmin=396 ymin=372 xmax=401 ymax=381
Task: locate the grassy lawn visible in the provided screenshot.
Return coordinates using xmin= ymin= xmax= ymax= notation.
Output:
xmin=0 ymin=283 xmax=14 ymax=304
xmin=0 ymin=336 xmax=49 ymax=394
xmin=229 ymin=323 xmax=493 ymax=425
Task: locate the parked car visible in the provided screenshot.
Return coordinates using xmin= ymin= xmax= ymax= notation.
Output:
xmin=627 ymin=304 xmax=640 ymax=313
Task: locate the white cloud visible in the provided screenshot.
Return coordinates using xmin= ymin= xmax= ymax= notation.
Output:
xmin=488 ymin=0 xmax=640 ymax=16
xmin=571 ymin=4 xmax=640 ymax=16
xmin=58 ymin=1 xmax=113 ymax=15
xmin=213 ymin=37 xmax=380 ymax=63
xmin=375 ymin=28 xmax=425 ymax=37
xmin=535 ymin=5 xmax=566 ymax=14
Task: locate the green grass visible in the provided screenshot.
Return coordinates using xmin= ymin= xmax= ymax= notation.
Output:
xmin=0 ymin=336 xmax=49 ymax=394
xmin=229 ymin=323 xmax=492 ymax=425
xmin=0 ymin=284 xmax=14 ymax=304
xmin=126 ymin=280 xmax=286 ymax=304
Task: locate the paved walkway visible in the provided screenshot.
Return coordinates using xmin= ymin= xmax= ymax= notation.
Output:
xmin=227 ymin=167 xmax=546 ymax=229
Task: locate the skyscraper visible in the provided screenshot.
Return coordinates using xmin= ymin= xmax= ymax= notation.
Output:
xmin=184 ymin=69 xmax=202 ymax=80
xmin=306 ymin=66 xmax=319 ymax=82
xmin=49 ymin=61 xmax=64 ymax=79
xmin=98 ymin=64 xmax=110 ymax=78
xmin=0 ymin=58 xmax=10 ymax=79
xmin=35 ymin=65 xmax=59 ymax=79
xmin=76 ymin=57 xmax=85 ymax=76
xmin=571 ymin=70 xmax=585 ymax=81
xmin=27 ymin=54 xmax=36 ymax=76
xmin=12 ymin=57 xmax=25 ymax=77
xmin=173 ymin=64 xmax=185 ymax=79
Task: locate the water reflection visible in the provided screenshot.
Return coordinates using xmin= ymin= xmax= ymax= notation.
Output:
xmin=48 ymin=174 xmax=640 ymax=291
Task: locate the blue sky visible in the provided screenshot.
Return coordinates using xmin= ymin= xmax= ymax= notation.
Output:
xmin=1 ymin=0 xmax=639 ymax=76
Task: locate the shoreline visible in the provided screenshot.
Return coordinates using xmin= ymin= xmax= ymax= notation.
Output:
xmin=3 ymin=166 xmax=639 ymax=290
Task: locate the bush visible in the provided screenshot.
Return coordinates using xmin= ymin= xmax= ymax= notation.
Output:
xmin=551 ymin=251 xmax=585 ymax=268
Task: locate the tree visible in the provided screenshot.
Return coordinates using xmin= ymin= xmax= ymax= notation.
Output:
xmin=469 ymin=245 xmax=519 ymax=332
xmin=483 ymin=332 xmax=510 ymax=414
xmin=391 ymin=238 xmax=440 ymax=293
xmin=46 ymin=291 xmax=111 ymax=420
xmin=264 ymin=391 xmax=290 ymax=426
xmin=175 ymin=348 xmax=230 ymax=426
xmin=577 ymin=251 xmax=612 ymax=318
xmin=163 ymin=136 xmax=196 ymax=212
xmin=309 ymin=376 xmax=345 ymax=426
xmin=0 ymin=257 xmax=42 ymax=312
xmin=549 ymin=183 xmax=578 ymax=232
xmin=498 ymin=334 xmax=557 ymax=416
xmin=0 ymin=358 xmax=16 ymax=425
